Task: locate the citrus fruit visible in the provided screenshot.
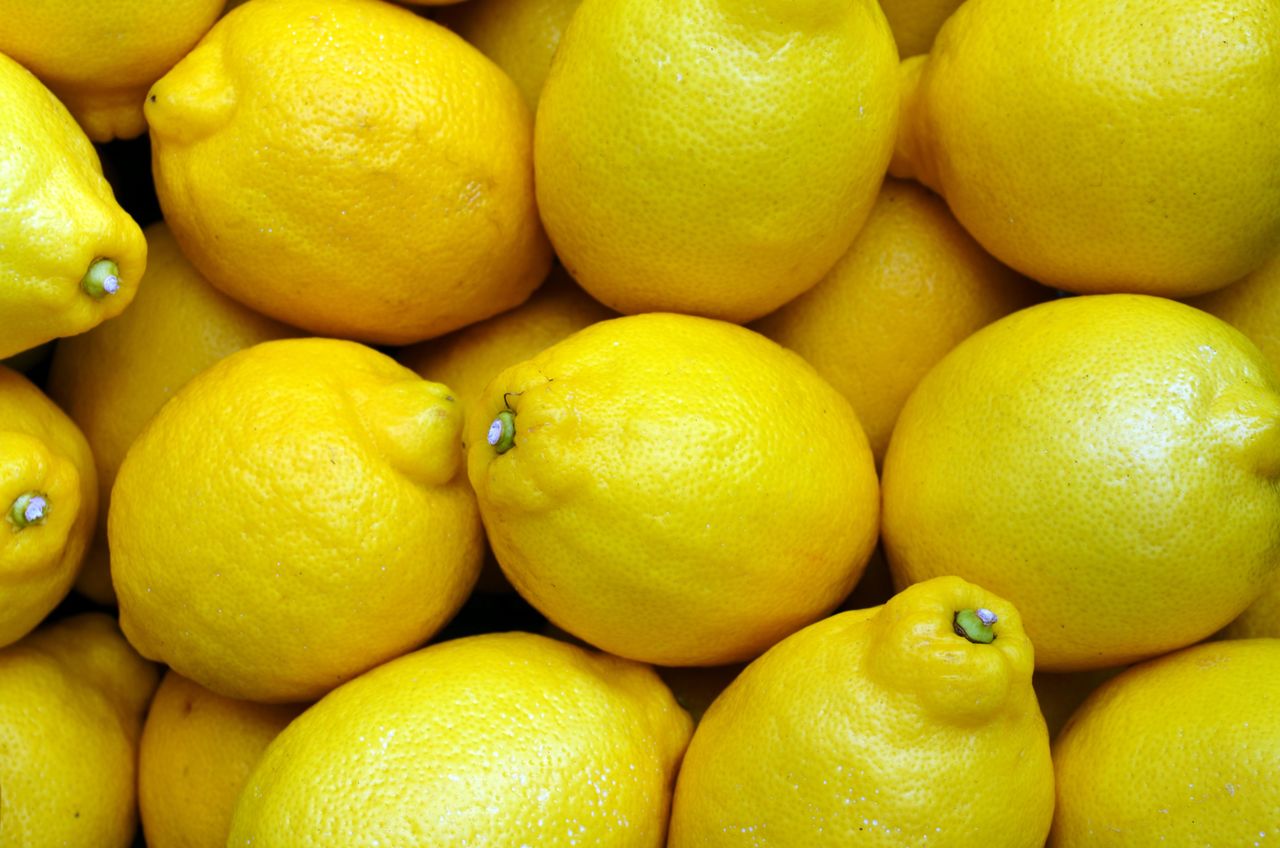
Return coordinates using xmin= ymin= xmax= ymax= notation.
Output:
xmin=436 ymin=0 xmax=584 ymax=108
xmin=535 ymin=0 xmax=899 ymax=321
xmin=0 ymin=613 xmax=158 ymax=847
xmin=468 ymin=313 xmax=880 ymax=666
xmin=110 ymin=337 xmax=484 ymax=702
xmin=46 ymin=222 xmax=298 ymax=605
xmin=892 ymin=0 xmax=1280 ymax=296
xmin=883 ymin=294 xmax=1280 ymax=670
xmin=1218 ymin=571 xmax=1280 ymax=640
xmin=1187 ymin=248 xmax=1280 ymax=372
xmin=0 ymin=51 xmax=146 ymax=360
xmin=876 ymin=0 xmax=964 ymax=56
xmin=1051 ymin=639 xmax=1280 ymax=845
xmin=669 ymin=576 xmax=1054 ymax=847
xmin=753 ymin=177 xmax=1044 ymax=463
xmin=0 ymin=365 xmax=97 ymax=648
xmin=147 ymin=0 xmax=550 ymax=344
xmin=228 ymin=632 xmax=692 ymax=847
xmin=0 ymin=0 xmax=224 ymax=140
xmin=139 ymin=670 xmax=305 ymax=848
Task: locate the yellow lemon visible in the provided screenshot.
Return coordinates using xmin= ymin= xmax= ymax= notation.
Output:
xmin=883 ymin=294 xmax=1280 ymax=671
xmin=147 ymin=0 xmax=550 ymax=344
xmin=0 ymin=52 xmax=146 ymax=360
xmin=468 ymin=313 xmax=880 ymax=666
xmin=669 ymin=576 xmax=1054 ymax=846
xmin=110 ymin=338 xmax=484 ymax=702
xmin=0 ymin=613 xmax=158 ymax=848
xmin=436 ymin=0 xmax=584 ymax=109
xmin=139 ymin=671 xmax=304 ymax=848
xmin=893 ymin=0 xmax=1280 ymax=296
xmin=535 ymin=0 xmax=899 ymax=322
xmin=877 ymin=0 xmax=964 ymax=56
xmin=46 ymin=222 xmax=298 ymax=606
xmin=1218 ymin=572 xmax=1280 ymax=640
xmin=753 ymin=178 xmax=1045 ymax=464
xmin=400 ymin=266 xmax=614 ymax=429
xmin=1187 ymin=248 xmax=1280 ymax=373
xmin=0 ymin=0 xmax=224 ymax=140
xmin=228 ymin=632 xmax=691 ymax=846
xmin=0 ymin=366 xmax=96 ymax=648
xmin=1050 ymin=639 xmax=1280 ymax=845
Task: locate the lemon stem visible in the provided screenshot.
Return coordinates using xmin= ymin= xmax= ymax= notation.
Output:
xmin=954 ymin=608 xmax=998 ymax=644
xmin=487 ymin=410 xmax=516 ymax=454
xmin=8 ymin=492 xmax=48 ymax=529
xmin=81 ymin=258 xmax=121 ymax=299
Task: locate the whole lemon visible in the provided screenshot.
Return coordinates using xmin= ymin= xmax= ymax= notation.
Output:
xmin=436 ymin=0 xmax=584 ymax=109
xmin=139 ymin=671 xmax=304 ymax=848
xmin=0 ymin=614 xmax=158 ymax=848
xmin=0 ymin=0 xmax=224 ymax=140
xmin=228 ymin=632 xmax=692 ymax=847
xmin=535 ymin=0 xmax=899 ymax=322
xmin=0 ymin=366 xmax=96 ymax=648
xmin=753 ymin=178 xmax=1045 ymax=464
xmin=1050 ymin=639 xmax=1280 ymax=845
xmin=147 ymin=0 xmax=551 ymax=345
xmin=468 ymin=313 xmax=880 ymax=666
xmin=669 ymin=576 xmax=1054 ymax=847
xmin=110 ymin=337 xmax=484 ymax=702
xmin=883 ymin=294 xmax=1280 ymax=671
xmin=0 ymin=52 xmax=146 ymax=360
xmin=892 ymin=0 xmax=1280 ymax=296
xmin=47 ymin=222 xmax=298 ymax=605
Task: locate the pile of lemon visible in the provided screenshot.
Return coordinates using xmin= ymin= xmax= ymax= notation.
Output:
xmin=3 ymin=0 xmax=1279 ymax=845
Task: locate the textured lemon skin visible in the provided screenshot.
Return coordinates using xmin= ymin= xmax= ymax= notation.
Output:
xmin=468 ymin=313 xmax=880 ymax=666
xmin=0 ymin=53 xmax=146 ymax=360
xmin=110 ymin=338 xmax=484 ymax=703
xmin=0 ymin=614 xmax=159 ymax=848
xmin=670 ymin=577 xmax=1054 ymax=847
xmin=0 ymin=366 xmax=97 ymax=648
xmin=893 ymin=0 xmax=1280 ymax=296
xmin=437 ymin=0 xmax=584 ymax=109
xmin=139 ymin=671 xmax=304 ymax=848
xmin=228 ymin=632 xmax=692 ymax=847
xmin=1050 ymin=639 xmax=1280 ymax=846
xmin=0 ymin=0 xmax=224 ymax=140
xmin=47 ymin=222 xmax=298 ymax=605
xmin=753 ymin=178 xmax=1044 ymax=463
xmin=535 ymin=0 xmax=899 ymax=322
xmin=883 ymin=295 xmax=1280 ymax=671
xmin=147 ymin=0 xmax=550 ymax=345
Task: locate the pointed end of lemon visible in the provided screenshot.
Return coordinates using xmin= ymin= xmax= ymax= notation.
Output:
xmin=8 ymin=492 xmax=49 ymax=529
xmin=81 ymin=258 xmax=121 ymax=300
xmin=954 ymin=608 xmax=998 ymax=644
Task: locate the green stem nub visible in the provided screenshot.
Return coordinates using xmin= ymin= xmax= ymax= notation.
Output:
xmin=81 ymin=258 xmax=121 ymax=299
xmin=8 ymin=492 xmax=49 ymax=529
xmin=487 ymin=410 xmax=516 ymax=454
xmin=954 ymin=608 xmax=998 ymax=644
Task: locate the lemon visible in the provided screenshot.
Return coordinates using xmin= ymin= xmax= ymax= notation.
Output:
xmin=669 ymin=576 xmax=1054 ymax=846
xmin=1218 ymin=572 xmax=1280 ymax=640
xmin=892 ymin=0 xmax=1280 ymax=296
xmin=468 ymin=313 xmax=880 ymax=666
xmin=228 ymin=632 xmax=691 ymax=846
xmin=436 ymin=0 xmax=584 ymax=109
xmin=147 ymin=0 xmax=551 ymax=344
xmin=110 ymin=338 xmax=484 ymax=702
xmin=1187 ymin=249 xmax=1280 ymax=375
xmin=0 ymin=52 xmax=146 ymax=360
xmin=877 ymin=0 xmax=964 ymax=56
xmin=0 ymin=614 xmax=158 ymax=848
xmin=47 ymin=222 xmax=298 ymax=605
xmin=753 ymin=178 xmax=1044 ymax=464
xmin=0 ymin=0 xmax=224 ymax=140
xmin=0 ymin=365 xmax=97 ymax=648
xmin=139 ymin=670 xmax=304 ymax=848
xmin=1051 ymin=639 xmax=1280 ymax=845
xmin=535 ymin=0 xmax=899 ymax=322
xmin=883 ymin=294 xmax=1280 ymax=671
